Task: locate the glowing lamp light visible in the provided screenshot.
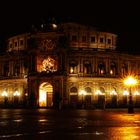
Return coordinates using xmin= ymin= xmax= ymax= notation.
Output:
xmin=39 ymin=90 xmax=47 ymax=107
xmin=110 ymin=70 xmax=113 ymax=75
xmin=2 ymin=91 xmax=8 ymax=97
xmin=110 ymin=90 xmax=117 ymax=95
xmin=124 ymin=76 xmax=137 ymax=87
xmin=101 ymin=70 xmax=104 ymax=74
xmin=13 ymin=91 xmax=20 ymax=96
xmin=134 ymin=91 xmax=139 ymax=96
xmin=123 ymin=90 xmax=129 ymax=96
xmin=70 ymin=67 xmax=74 ymax=74
xmin=123 ymin=75 xmax=137 ymax=113
xmin=79 ymin=90 xmax=86 ymax=95
xmin=52 ymin=24 xmax=57 ymax=29
xmin=95 ymin=90 xmax=102 ymax=95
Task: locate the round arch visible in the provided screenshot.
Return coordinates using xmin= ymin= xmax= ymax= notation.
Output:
xmin=69 ymin=86 xmax=78 ymax=108
xmin=39 ymin=82 xmax=53 ymax=107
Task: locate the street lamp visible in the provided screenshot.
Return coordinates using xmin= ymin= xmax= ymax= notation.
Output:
xmin=124 ymin=76 xmax=137 ymax=113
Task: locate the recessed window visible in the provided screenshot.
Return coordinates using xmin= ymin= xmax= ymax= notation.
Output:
xmin=100 ymin=37 xmax=104 ymax=43
xmin=69 ymin=61 xmax=77 ymax=74
xmin=107 ymin=39 xmax=111 ymax=44
xmin=14 ymin=62 xmax=20 ymax=76
xmin=9 ymin=43 xmax=13 ymax=48
xmin=15 ymin=42 xmax=17 ymax=47
xmin=98 ymin=62 xmax=105 ymax=75
xmin=121 ymin=64 xmax=128 ymax=75
xmin=84 ymin=61 xmax=92 ymax=74
xmin=70 ymin=87 xmax=78 ymax=93
xmin=110 ymin=62 xmax=116 ymax=75
xmin=20 ymin=40 xmax=24 ymax=45
xmin=3 ymin=62 xmax=9 ymax=76
xmin=82 ymin=36 xmax=87 ymax=42
xmin=72 ymin=35 xmax=77 ymax=42
xmin=91 ymin=36 xmax=95 ymax=43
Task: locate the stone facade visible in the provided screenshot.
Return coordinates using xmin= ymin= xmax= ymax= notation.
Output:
xmin=0 ymin=22 xmax=140 ymax=108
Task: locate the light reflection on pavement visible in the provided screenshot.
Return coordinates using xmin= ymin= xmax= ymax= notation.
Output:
xmin=0 ymin=109 xmax=140 ymax=139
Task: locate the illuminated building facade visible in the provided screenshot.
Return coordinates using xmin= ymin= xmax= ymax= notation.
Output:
xmin=0 ymin=22 xmax=140 ymax=108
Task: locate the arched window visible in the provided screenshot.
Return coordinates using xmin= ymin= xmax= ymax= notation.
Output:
xmin=110 ymin=87 xmax=117 ymax=95
xmin=69 ymin=87 xmax=78 ymax=107
xmin=98 ymin=62 xmax=105 ymax=75
xmin=85 ymin=87 xmax=92 ymax=93
xmin=70 ymin=87 xmax=78 ymax=93
xmin=100 ymin=87 xmax=105 ymax=94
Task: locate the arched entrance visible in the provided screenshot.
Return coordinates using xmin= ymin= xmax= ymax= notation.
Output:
xmin=84 ymin=87 xmax=92 ymax=108
xmin=110 ymin=88 xmax=118 ymax=108
xmin=69 ymin=87 xmax=78 ymax=108
xmin=39 ymin=82 xmax=53 ymax=107
xmin=95 ymin=87 xmax=105 ymax=109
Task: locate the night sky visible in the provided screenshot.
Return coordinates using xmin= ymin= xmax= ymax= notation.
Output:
xmin=0 ymin=1 xmax=140 ymax=53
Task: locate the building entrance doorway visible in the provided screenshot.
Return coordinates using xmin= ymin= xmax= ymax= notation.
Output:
xmin=39 ymin=82 xmax=53 ymax=107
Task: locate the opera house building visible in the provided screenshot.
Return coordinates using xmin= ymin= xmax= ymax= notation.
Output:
xmin=0 ymin=22 xmax=140 ymax=109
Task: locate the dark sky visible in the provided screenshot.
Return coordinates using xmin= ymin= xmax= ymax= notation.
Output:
xmin=0 ymin=1 xmax=140 ymax=53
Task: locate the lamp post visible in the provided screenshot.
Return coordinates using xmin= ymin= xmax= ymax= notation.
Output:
xmin=124 ymin=76 xmax=137 ymax=113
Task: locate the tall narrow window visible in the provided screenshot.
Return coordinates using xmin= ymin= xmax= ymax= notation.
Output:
xmin=72 ymin=35 xmax=77 ymax=42
xmin=14 ymin=62 xmax=20 ymax=76
xmin=110 ymin=62 xmax=117 ymax=76
xmin=20 ymin=40 xmax=24 ymax=46
xmin=82 ymin=36 xmax=87 ymax=42
xmin=100 ymin=37 xmax=104 ymax=43
xmin=69 ymin=61 xmax=77 ymax=74
xmin=91 ymin=36 xmax=95 ymax=43
xmin=107 ymin=39 xmax=111 ymax=44
xmin=98 ymin=62 xmax=105 ymax=75
xmin=121 ymin=64 xmax=128 ymax=76
xmin=15 ymin=42 xmax=18 ymax=47
xmin=84 ymin=61 xmax=92 ymax=74
xmin=3 ymin=62 xmax=9 ymax=76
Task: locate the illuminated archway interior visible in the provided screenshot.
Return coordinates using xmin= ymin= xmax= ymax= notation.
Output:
xmin=39 ymin=82 xmax=53 ymax=107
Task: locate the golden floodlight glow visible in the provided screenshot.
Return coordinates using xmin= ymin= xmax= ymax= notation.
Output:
xmin=124 ymin=76 xmax=137 ymax=87
xmin=52 ymin=24 xmax=57 ymax=29
xmin=79 ymin=90 xmax=86 ymax=95
xmin=123 ymin=90 xmax=129 ymax=95
xmin=134 ymin=91 xmax=139 ymax=95
xmin=70 ymin=67 xmax=74 ymax=74
xmin=110 ymin=90 xmax=117 ymax=95
xmin=2 ymin=91 xmax=8 ymax=97
xmin=95 ymin=90 xmax=102 ymax=95
xmin=39 ymin=90 xmax=47 ymax=107
xmin=110 ymin=70 xmax=113 ymax=75
xmin=13 ymin=91 xmax=20 ymax=96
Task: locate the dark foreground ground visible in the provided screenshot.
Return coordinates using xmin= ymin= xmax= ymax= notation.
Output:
xmin=0 ymin=108 xmax=140 ymax=140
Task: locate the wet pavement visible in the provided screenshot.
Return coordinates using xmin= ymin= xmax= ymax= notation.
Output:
xmin=0 ymin=108 xmax=140 ymax=140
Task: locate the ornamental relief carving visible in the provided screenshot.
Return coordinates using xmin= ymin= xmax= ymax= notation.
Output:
xmin=42 ymin=56 xmax=57 ymax=73
xmin=40 ymin=39 xmax=56 ymax=50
